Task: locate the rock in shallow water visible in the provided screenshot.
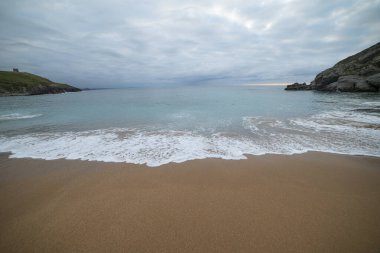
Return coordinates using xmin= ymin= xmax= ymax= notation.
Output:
xmin=284 ymin=82 xmax=311 ymax=90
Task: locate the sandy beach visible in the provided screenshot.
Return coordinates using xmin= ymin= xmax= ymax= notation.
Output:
xmin=0 ymin=152 xmax=379 ymax=252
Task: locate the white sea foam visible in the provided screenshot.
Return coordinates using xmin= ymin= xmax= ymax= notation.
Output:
xmin=242 ymin=116 xmax=259 ymax=132
xmin=242 ymin=116 xmax=288 ymax=133
xmin=0 ymin=113 xmax=42 ymax=121
xmin=361 ymin=101 xmax=380 ymax=107
xmin=0 ymin=119 xmax=379 ymax=167
xmin=0 ymin=129 xmax=257 ymax=166
xmin=291 ymin=110 xmax=380 ymax=132
xmin=1 ymin=104 xmax=379 ymax=167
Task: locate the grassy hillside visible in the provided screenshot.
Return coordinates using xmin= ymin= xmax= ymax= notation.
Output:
xmin=0 ymin=71 xmax=81 ymax=96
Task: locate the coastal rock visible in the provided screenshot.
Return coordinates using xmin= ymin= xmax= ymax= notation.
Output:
xmin=284 ymin=82 xmax=311 ymax=90
xmin=314 ymin=69 xmax=339 ymax=86
xmin=285 ymin=42 xmax=380 ymax=92
xmin=366 ymin=73 xmax=380 ymax=88
xmin=336 ymin=75 xmax=376 ymax=92
xmin=319 ymin=82 xmax=337 ymax=91
xmin=312 ymin=75 xmax=377 ymax=92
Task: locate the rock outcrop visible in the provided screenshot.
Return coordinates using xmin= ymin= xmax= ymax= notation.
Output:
xmin=285 ymin=82 xmax=312 ymax=90
xmin=367 ymin=73 xmax=380 ymax=89
xmin=285 ymin=42 xmax=380 ymax=92
xmin=0 ymin=71 xmax=81 ymax=96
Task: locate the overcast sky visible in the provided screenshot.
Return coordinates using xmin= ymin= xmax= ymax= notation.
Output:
xmin=0 ymin=0 xmax=379 ymax=88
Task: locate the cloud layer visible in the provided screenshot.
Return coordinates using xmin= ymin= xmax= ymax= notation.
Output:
xmin=1 ymin=0 xmax=379 ymax=87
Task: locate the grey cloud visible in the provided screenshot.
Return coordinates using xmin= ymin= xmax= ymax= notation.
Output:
xmin=0 ymin=0 xmax=379 ymax=88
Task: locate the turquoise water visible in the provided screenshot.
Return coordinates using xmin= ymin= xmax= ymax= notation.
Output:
xmin=1 ymin=85 xmax=379 ymax=166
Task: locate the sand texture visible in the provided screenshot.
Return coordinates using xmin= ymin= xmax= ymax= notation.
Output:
xmin=0 ymin=152 xmax=380 ymax=252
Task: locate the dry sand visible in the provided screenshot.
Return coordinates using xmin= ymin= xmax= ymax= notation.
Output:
xmin=0 ymin=152 xmax=379 ymax=253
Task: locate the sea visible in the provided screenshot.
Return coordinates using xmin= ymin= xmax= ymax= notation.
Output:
xmin=0 ymin=85 xmax=379 ymax=166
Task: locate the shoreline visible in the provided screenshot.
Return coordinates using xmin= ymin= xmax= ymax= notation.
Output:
xmin=3 ymin=149 xmax=380 ymax=167
xmin=1 ymin=152 xmax=380 ymax=252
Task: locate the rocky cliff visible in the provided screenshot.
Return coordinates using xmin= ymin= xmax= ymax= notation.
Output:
xmin=0 ymin=71 xmax=81 ymax=96
xmin=285 ymin=42 xmax=380 ymax=92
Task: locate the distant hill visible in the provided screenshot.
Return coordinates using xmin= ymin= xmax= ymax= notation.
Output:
xmin=0 ymin=71 xmax=81 ymax=96
xmin=285 ymin=42 xmax=380 ymax=92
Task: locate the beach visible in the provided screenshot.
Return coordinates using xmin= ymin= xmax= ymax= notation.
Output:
xmin=1 ymin=152 xmax=379 ymax=252
xmin=1 ymin=1 xmax=380 ymax=252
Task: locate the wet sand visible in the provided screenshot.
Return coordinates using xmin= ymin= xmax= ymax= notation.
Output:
xmin=0 ymin=152 xmax=379 ymax=252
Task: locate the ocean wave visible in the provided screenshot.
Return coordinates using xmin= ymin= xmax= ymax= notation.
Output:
xmin=242 ymin=116 xmax=288 ymax=133
xmin=0 ymin=123 xmax=379 ymax=167
xmin=361 ymin=101 xmax=380 ymax=107
xmin=0 ymin=129 xmax=255 ymax=166
xmin=0 ymin=113 xmax=42 ymax=121
xmin=290 ymin=110 xmax=380 ymax=132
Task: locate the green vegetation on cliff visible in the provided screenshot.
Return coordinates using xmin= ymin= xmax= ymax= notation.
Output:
xmin=0 ymin=71 xmax=81 ymax=96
